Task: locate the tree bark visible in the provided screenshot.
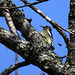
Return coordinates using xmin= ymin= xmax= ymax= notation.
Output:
xmin=0 ymin=0 xmax=75 ymax=75
xmin=68 ymin=0 xmax=75 ymax=65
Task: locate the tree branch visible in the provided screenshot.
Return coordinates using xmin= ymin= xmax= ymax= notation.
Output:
xmin=2 ymin=2 xmax=20 ymax=39
xmin=0 ymin=61 xmax=30 ymax=75
xmin=20 ymin=0 xmax=72 ymax=34
xmin=0 ymin=26 xmax=70 ymax=75
xmin=21 ymin=0 xmax=70 ymax=50
xmin=0 ymin=0 xmax=71 ymax=75
xmin=0 ymin=0 xmax=48 ymax=9
xmin=15 ymin=53 xmax=18 ymax=75
xmin=9 ymin=7 xmax=51 ymax=48
xmin=2 ymin=3 xmax=21 ymax=75
xmin=0 ymin=0 xmax=70 ymax=50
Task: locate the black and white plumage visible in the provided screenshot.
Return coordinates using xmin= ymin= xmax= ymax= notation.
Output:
xmin=40 ymin=26 xmax=54 ymax=50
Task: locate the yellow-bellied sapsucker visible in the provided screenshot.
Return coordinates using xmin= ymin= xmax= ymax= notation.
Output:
xmin=40 ymin=26 xmax=55 ymax=50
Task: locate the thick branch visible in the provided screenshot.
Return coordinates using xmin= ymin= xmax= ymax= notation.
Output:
xmin=8 ymin=5 xmax=51 ymax=48
xmin=0 ymin=0 xmax=73 ymax=75
xmin=21 ymin=0 xmax=72 ymax=34
xmin=2 ymin=2 xmax=20 ymax=39
xmin=0 ymin=26 xmax=20 ymax=52
xmin=0 ymin=26 xmax=70 ymax=75
xmin=2 ymin=3 xmax=21 ymax=75
xmin=68 ymin=0 xmax=75 ymax=65
xmin=0 ymin=61 xmax=30 ymax=75
xmin=21 ymin=0 xmax=70 ymax=50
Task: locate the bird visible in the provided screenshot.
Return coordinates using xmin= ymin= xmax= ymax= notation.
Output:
xmin=40 ymin=25 xmax=55 ymax=50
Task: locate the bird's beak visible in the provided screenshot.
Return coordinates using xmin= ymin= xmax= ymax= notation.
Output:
xmin=40 ymin=25 xmax=44 ymax=28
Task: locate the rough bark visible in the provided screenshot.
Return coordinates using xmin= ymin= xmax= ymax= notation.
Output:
xmin=68 ymin=0 xmax=75 ymax=65
xmin=0 ymin=26 xmax=69 ymax=75
xmin=0 ymin=0 xmax=75 ymax=75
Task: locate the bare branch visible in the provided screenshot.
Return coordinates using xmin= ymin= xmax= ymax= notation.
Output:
xmin=0 ymin=0 xmax=48 ymax=9
xmin=60 ymin=55 xmax=68 ymax=59
xmin=2 ymin=2 xmax=20 ymax=39
xmin=41 ymin=70 xmax=45 ymax=75
xmin=21 ymin=0 xmax=72 ymax=34
xmin=15 ymin=53 xmax=18 ymax=75
xmin=9 ymin=10 xmax=51 ymax=48
xmin=2 ymin=3 xmax=20 ymax=75
xmin=21 ymin=0 xmax=70 ymax=50
xmin=54 ymin=22 xmax=73 ymax=34
xmin=0 ymin=26 xmax=69 ymax=75
xmin=0 ymin=61 xmax=30 ymax=75
xmin=0 ymin=1 xmax=72 ymax=75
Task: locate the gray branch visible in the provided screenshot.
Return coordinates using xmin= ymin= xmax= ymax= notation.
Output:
xmin=0 ymin=61 xmax=30 ymax=75
xmin=0 ymin=0 xmax=48 ymax=9
xmin=0 ymin=0 xmax=74 ymax=75
xmin=21 ymin=0 xmax=70 ymax=50
xmin=0 ymin=26 xmax=70 ymax=75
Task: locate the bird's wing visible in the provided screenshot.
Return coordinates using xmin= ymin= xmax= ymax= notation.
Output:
xmin=47 ymin=29 xmax=51 ymax=37
xmin=47 ymin=29 xmax=53 ymax=46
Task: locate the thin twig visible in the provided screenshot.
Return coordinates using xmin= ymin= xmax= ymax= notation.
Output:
xmin=41 ymin=70 xmax=45 ymax=75
xmin=54 ymin=22 xmax=73 ymax=34
xmin=60 ymin=55 xmax=68 ymax=58
xmin=0 ymin=0 xmax=48 ymax=9
xmin=15 ymin=53 xmax=18 ymax=75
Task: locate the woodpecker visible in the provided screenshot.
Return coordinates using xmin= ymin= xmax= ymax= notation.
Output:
xmin=40 ymin=26 xmax=54 ymax=50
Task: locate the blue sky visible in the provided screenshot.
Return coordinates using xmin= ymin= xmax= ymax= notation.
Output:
xmin=0 ymin=0 xmax=70 ymax=75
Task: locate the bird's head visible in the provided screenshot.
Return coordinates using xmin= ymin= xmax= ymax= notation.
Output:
xmin=40 ymin=25 xmax=52 ymax=31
